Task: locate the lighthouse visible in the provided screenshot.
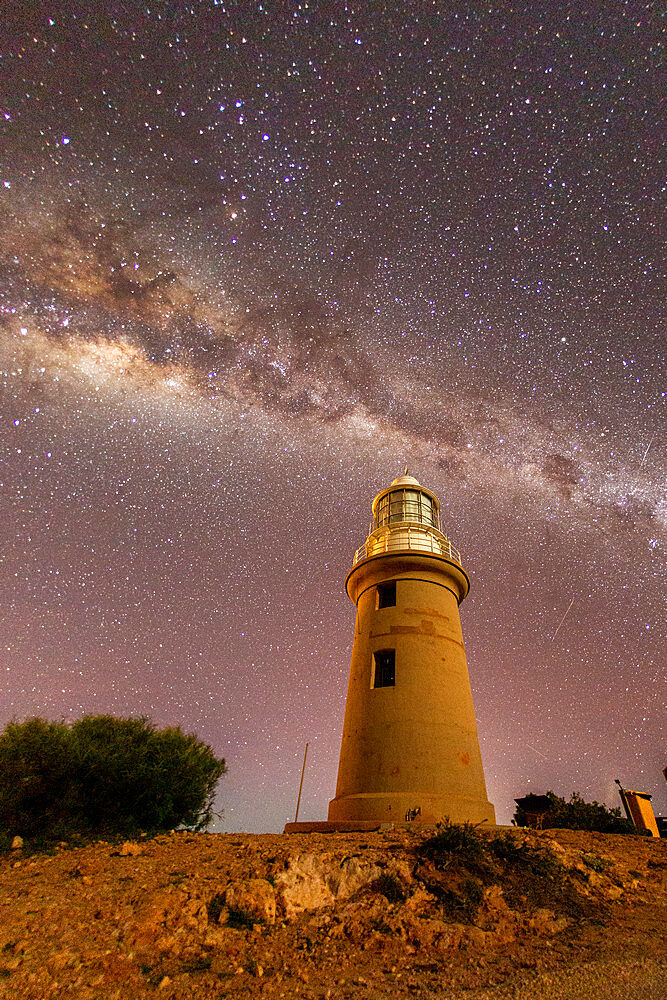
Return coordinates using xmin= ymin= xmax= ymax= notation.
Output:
xmin=327 ymin=473 xmax=495 ymax=826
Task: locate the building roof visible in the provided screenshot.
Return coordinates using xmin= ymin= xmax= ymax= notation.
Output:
xmin=390 ymin=474 xmax=421 ymax=487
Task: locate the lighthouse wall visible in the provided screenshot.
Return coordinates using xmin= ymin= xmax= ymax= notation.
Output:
xmin=328 ymin=552 xmax=496 ymax=826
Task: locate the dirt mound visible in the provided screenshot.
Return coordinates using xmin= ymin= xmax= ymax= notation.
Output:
xmin=0 ymin=826 xmax=665 ymax=998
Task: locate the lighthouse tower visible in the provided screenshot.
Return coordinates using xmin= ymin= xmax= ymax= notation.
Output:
xmin=328 ymin=474 xmax=495 ymax=826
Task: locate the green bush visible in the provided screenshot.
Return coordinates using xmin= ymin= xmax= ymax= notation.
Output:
xmin=513 ymin=791 xmax=634 ymax=834
xmin=0 ymin=715 xmax=226 ymax=844
xmin=418 ymin=820 xmax=486 ymax=867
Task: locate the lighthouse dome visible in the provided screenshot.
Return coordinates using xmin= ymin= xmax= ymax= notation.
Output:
xmin=390 ymin=473 xmax=421 ymax=487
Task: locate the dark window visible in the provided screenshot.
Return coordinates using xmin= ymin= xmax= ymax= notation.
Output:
xmin=373 ymin=649 xmax=395 ymax=688
xmin=377 ymin=581 xmax=396 ymax=609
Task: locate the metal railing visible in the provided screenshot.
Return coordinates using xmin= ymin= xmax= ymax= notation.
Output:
xmin=352 ymin=525 xmax=462 ymax=567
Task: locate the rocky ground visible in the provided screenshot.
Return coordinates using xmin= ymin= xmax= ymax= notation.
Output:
xmin=0 ymin=825 xmax=665 ymax=999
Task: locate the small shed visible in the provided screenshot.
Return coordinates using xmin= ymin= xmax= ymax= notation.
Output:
xmin=514 ymin=794 xmax=553 ymax=829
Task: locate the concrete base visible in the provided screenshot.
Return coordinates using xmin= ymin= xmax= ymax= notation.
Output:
xmin=284 ymin=819 xmax=507 ymax=835
xmin=284 ymin=820 xmax=383 ymax=834
xmin=328 ymin=791 xmax=496 ymax=827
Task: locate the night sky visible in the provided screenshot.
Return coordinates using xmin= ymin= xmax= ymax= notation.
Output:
xmin=1 ymin=2 xmax=664 ymax=832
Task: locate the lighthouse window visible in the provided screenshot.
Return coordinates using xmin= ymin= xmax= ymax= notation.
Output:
xmin=373 ymin=649 xmax=395 ymax=688
xmin=376 ymin=493 xmax=390 ymax=526
xmin=404 ymin=489 xmax=421 ymax=520
xmin=421 ymin=494 xmax=435 ymax=526
xmin=376 ymin=581 xmax=396 ymax=609
xmin=375 ymin=489 xmax=438 ymax=528
xmin=389 ymin=492 xmax=404 ymax=523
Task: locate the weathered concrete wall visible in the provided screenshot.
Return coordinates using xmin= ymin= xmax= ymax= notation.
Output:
xmin=329 ymin=552 xmax=495 ymax=826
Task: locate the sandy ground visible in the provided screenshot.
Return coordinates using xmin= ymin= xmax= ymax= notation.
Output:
xmin=0 ymin=825 xmax=664 ymax=998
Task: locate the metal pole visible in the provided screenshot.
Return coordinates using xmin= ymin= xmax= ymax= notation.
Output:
xmin=294 ymin=742 xmax=309 ymax=823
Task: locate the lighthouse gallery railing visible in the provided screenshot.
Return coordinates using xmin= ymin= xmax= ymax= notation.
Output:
xmin=352 ymin=525 xmax=462 ymax=567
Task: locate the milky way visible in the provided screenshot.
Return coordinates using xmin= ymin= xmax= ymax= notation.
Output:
xmin=1 ymin=3 xmax=664 ymax=830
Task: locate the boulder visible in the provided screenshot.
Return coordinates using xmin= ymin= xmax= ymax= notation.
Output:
xmin=275 ymin=853 xmax=383 ymax=919
xmin=224 ymin=879 xmax=276 ymax=925
xmin=120 ymin=841 xmax=144 ymax=856
xmin=126 ymin=887 xmax=208 ymax=955
xmin=527 ymin=908 xmax=569 ymax=936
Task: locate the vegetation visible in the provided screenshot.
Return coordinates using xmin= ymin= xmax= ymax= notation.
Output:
xmin=0 ymin=715 xmax=226 ymax=846
xmin=369 ymin=872 xmax=408 ymax=903
xmin=418 ymin=820 xmax=486 ymax=867
xmin=513 ymin=791 xmax=635 ymax=834
xmin=415 ymin=820 xmax=593 ymax=923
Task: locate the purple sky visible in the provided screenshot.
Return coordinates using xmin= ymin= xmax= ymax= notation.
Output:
xmin=1 ymin=2 xmax=664 ymax=830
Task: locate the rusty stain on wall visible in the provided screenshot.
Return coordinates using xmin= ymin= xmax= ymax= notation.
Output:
xmin=404 ymin=606 xmax=451 ymax=623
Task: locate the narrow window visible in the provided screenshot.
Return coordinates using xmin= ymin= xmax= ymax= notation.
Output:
xmin=373 ymin=649 xmax=395 ymax=688
xmin=376 ymin=581 xmax=396 ymax=609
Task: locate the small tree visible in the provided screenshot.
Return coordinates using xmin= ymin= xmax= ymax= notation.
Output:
xmin=513 ymin=791 xmax=634 ymax=834
xmin=0 ymin=715 xmax=226 ymax=843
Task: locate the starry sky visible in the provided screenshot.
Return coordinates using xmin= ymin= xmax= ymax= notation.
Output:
xmin=1 ymin=2 xmax=664 ymax=832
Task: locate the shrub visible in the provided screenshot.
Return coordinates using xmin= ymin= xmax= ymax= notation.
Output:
xmin=369 ymin=872 xmax=407 ymax=903
xmin=0 ymin=715 xmax=226 ymax=844
xmin=417 ymin=820 xmax=493 ymax=891
xmin=513 ymin=791 xmax=635 ymax=834
xmin=418 ymin=820 xmax=486 ymax=868
xmin=488 ymin=831 xmax=524 ymax=862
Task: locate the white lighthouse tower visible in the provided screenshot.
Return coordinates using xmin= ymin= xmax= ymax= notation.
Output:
xmin=327 ymin=473 xmax=495 ymax=826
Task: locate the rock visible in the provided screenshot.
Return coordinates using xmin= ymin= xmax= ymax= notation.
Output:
xmin=438 ymin=922 xmax=465 ymax=950
xmin=275 ymin=852 xmax=382 ymax=919
xmin=405 ymin=887 xmax=436 ymax=912
xmin=406 ymin=915 xmax=450 ymax=948
xmin=224 ymin=879 xmax=276 ymax=925
xmin=463 ymin=926 xmax=489 ymax=949
xmin=275 ymin=854 xmax=336 ymax=918
xmin=330 ymin=855 xmax=382 ymax=898
xmin=11 ymin=836 xmax=23 ymax=851
xmin=203 ymin=926 xmax=231 ymax=949
xmin=48 ymin=950 xmax=76 ymax=972
xmin=528 ymin=908 xmax=569 ymax=936
xmin=120 ymin=841 xmax=144 ymax=856
xmin=127 ymin=887 xmax=208 ymax=954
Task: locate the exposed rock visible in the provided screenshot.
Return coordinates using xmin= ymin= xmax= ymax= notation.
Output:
xmin=120 ymin=841 xmax=144 ymax=856
xmin=404 ymin=887 xmax=436 ymax=912
xmin=224 ymin=878 xmax=276 ymax=925
xmin=275 ymin=852 xmax=382 ymax=919
xmin=276 ymin=853 xmax=335 ymax=917
xmin=475 ymin=885 xmax=518 ymax=944
xmin=11 ymin=836 xmax=23 ymax=851
xmin=463 ymin=925 xmax=489 ymax=949
xmin=330 ymin=855 xmax=383 ymax=898
xmin=528 ymin=908 xmax=570 ymax=936
xmin=126 ymin=886 xmax=208 ymax=955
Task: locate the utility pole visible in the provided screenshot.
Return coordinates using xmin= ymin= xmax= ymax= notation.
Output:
xmin=294 ymin=742 xmax=309 ymax=823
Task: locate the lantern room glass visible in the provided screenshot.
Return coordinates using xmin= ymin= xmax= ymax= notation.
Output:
xmin=374 ymin=488 xmax=437 ymax=530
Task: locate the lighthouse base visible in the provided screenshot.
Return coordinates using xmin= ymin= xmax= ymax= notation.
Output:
xmin=327 ymin=791 xmax=496 ymax=827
